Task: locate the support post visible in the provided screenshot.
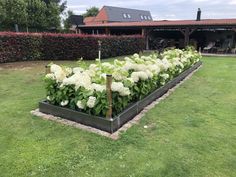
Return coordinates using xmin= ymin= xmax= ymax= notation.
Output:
xmin=106 ymin=74 xmax=112 ymax=118
xmin=105 ymin=28 xmax=110 ymax=35
xmin=143 ymin=29 xmax=150 ymax=50
xmin=141 ymin=28 xmax=145 ymax=36
xmin=184 ymin=27 xmax=190 ymax=47
xmin=141 ymin=28 xmax=149 ymax=50
xmin=146 ymin=36 xmax=149 ymax=50
xmin=180 ymin=28 xmax=196 ymax=47
xmin=45 ymin=65 xmax=50 ymax=74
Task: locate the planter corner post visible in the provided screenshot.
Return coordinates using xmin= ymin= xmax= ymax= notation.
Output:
xmin=106 ymin=74 xmax=112 ymax=118
xmin=45 ymin=64 xmax=50 ymax=74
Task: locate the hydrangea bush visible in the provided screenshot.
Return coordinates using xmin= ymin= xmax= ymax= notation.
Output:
xmin=44 ymin=47 xmax=201 ymax=117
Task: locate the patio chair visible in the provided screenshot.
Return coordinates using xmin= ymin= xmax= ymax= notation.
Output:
xmin=203 ymin=42 xmax=215 ymax=53
xmin=231 ymin=47 xmax=236 ymax=54
xmin=217 ymin=40 xmax=230 ymax=54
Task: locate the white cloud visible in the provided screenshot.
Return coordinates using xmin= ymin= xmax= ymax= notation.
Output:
xmin=67 ymin=0 xmax=236 ymax=19
xmin=229 ymin=0 xmax=236 ymax=4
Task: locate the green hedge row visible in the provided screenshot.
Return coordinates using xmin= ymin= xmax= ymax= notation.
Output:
xmin=0 ymin=32 xmax=145 ymax=63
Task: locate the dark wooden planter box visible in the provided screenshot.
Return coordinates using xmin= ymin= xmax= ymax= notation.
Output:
xmin=39 ymin=61 xmax=202 ymax=133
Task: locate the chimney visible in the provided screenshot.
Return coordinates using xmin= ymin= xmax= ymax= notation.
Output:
xmin=196 ymin=8 xmax=201 ymax=21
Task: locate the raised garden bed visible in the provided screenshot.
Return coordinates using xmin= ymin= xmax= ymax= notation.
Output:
xmin=39 ymin=61 xmax=202 ymax=133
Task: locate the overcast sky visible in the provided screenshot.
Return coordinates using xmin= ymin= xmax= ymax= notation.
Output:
xmin=66 ymin=0 xmax=236 ymax=20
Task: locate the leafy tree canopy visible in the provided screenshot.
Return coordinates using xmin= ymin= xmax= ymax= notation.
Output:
xmin=82 ymin=6 xmax=99 ymax=18
xmin=0 ymin=0 xmax=67 ymax=31
xmin=63 ymin=10 xmax=75 ymax=31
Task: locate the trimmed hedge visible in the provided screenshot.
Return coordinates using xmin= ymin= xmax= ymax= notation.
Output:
xmin=0 ymin=32 xmax=145 ymax=63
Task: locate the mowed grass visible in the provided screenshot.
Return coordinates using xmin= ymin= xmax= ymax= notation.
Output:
xmin=0 ymin=56 xmax=236 ymax=177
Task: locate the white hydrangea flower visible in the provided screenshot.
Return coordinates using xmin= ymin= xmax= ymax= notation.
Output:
xmin=135 ymin=64 xmax=146 ymax=71
xmin=102 ymin=62 xmax=115 ymax=70
xmin=74 ymin=72 xmax=92 ymax=90
xmin=119 ymin=87 xmax=131 ymax=96
xmin=73 ymin=67 xmax=84 ymax=73
xmin=60 ymin=100 xmax=69 ymax=106
xmin=111 ymin=82 xmax=130 ymax=96
xmin=124 ymin=56 xmax=130 ymax=60
xmin=50 ymin=64 xmax=66 ymax=82
xmin=113 ymin=72 xmax=125 ymax=81
xmin=62 ymin=75 xmax=78 ymax=85
xmin=179 ymin=62 xmax=184 ymax=69
xmin=114 ymin=59 xmax=125 ymax=67
xmin=111 ymin=82 xmax=124 ymax=92
xmin=50 ymin=64 xmax=62 ymax=73
xmin=125 ymin=78 xmax=135 ymax=84
xmin=138 ymin=71 xmax=149 ymax=80
xmin=64 ymin=67 xmax=72 ymax=76
xmin=54 ymin=71 xmax=66 ymax=82
xmin=133 ymin=53 xmax=139 ymax=58
xmin=122 ymin=62 xmax=134 ymax=71
xmin=100 ymin=73 xmax=107 ymax=79
xmin=76 ymin=100 xmax=85 ymax=109
xmin=131 ymin=72 xmax=140 ymax=83
xmin=45 ymin=73 xmax=55 ymax=80
xmin=112 ymin=68 xmax=128 ymax=81
xmin=84 ymin=69 xmax=96 ymax=77
xmin=146 ymin=70 xmax=153 ymax=78
xmin=160 ymin=73 xmax=169 ymax=80
xmin=162 ymin=58 xmax=172 ymax=70
xmin=46 ymin=96 xmax=51 ymax=101
xmin=91 ymin=83 xmax=106 ymax=92
xmin=87 ymin=96 xmax=96 ymax=108
xmin=89 ymin=64 xmax=99 ymax=71
xmin=148 ymin=64 xmax=160 ymax=74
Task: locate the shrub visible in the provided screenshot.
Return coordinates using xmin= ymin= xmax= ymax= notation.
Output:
xmin=0 ymin=32 xmax=145 ymax=63
xmin=0 ymin=32 xmax=42 ymax=62
xmin=44 ymin=48 xmax=202 ymax=117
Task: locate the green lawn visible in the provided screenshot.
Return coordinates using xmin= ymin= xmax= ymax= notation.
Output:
xmin=0 ymin=56 xmax=236 ymax=177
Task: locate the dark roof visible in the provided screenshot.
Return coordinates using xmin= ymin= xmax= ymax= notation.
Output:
xmin=70 ymin=15 xmax=84 ymax=25
xmin=78 ymin=19 xmax=236 ymax=28
xmin=103 ymin=6 xmax=153 ymax=22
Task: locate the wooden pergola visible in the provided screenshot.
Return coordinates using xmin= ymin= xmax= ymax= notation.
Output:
xmin=77 ymin=19 xmax=236 ymax=49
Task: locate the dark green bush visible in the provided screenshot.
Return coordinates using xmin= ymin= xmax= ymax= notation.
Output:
xmin=0 ymin=32 xmax=145 ymax=63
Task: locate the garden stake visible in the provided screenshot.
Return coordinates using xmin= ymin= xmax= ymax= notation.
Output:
xmin=98 ymin=40 xmax=102 ymax=61
xmin=106 ymin=74 xmax=113 ymax=118
xmin=45 ymin=65 xmax=50 ymax=74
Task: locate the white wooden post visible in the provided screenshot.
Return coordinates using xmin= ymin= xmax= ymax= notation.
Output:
xmin=98 ymin=40 xmax=102 ymax=60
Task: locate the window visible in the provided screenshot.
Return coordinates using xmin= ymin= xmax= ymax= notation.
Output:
xmin=147 ymin=16 xmax=151 ymax=20
xmin=127 ymin=14 xmax=131 ymax=18
xmin=144 ymin=15 xmax=147 ymax=20
xmin=123 ymin=13 xmax=127 ymax=18
xmin=140 ymin=15 xmax=144 ymax=20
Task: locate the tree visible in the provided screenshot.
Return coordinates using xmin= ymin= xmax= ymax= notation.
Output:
xmin=63 ymin=10 xmax=74 ymax=31
xmin=0 ymin=0 xmax=67 ymax=31
xmin=41 ymin=0 xmax=67 ymax=12
xmin=45 ymin=2 xmax=61 ymax=30
xmin=0 ymin=1 xmax=6 ymax=24
xmin=41 ymin=0 xmax=66 ymax=30
xmin=27 ymin=0 xmax=47 ymax=30
xmin=82 ymin=6 xmax=99 ymax=18
xmin=2 ymin=0 xmax=28 ymax=29
xmin=0 ymin=1 xmax=6 ymax=18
